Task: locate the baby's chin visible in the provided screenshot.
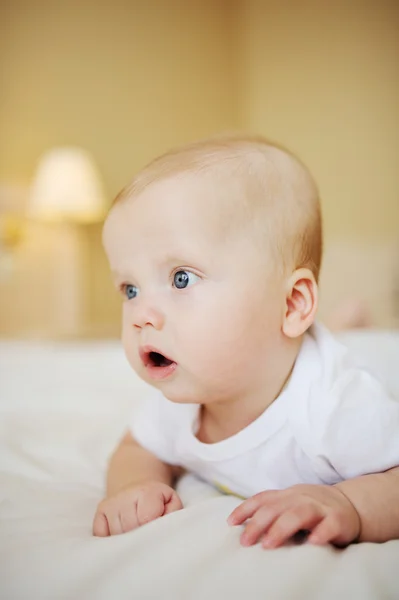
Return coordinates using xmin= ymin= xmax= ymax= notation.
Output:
xmin=134 ymin=363 xmax=229 ymax=405
xmin=155 ymin=385 xmax=202 ymax=405
xmin=145 ymin=379 xmax=208 ymax=405
xmin=156 ymin=380 xmax=240 ymax=407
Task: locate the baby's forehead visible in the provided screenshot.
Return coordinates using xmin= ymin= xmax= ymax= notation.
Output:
xmin=103 ymin=176 xmax=268 ymax=277
xmin=129 ymin=170 xmax=252 ymax=228
xmin=105 ymin=173 xmax=237 ymax=241
xmin=107 ymin=159 xmax=291 ymax=261
xmin=142 ymin=164 xmax=276 ymax=216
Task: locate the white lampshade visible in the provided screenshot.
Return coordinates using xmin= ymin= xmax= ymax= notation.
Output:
xmin=28 ymin=147 xmax=106 ymax=223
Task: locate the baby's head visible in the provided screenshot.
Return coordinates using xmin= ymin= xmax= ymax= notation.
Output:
xmin=103 ymin=135 xmax=322 ymax=406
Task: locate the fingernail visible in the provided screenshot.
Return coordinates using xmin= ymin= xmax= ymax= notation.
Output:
xmin=262 ymin=537 xmax=276 ymax=549
xmin=240 ymin=534 xmax=251 ymax=546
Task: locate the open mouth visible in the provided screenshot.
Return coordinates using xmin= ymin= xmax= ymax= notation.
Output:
xmin=139 ymin=346 xmax=177 ymax=380
xmin=147 ymin=351 xmax=174 ymax=368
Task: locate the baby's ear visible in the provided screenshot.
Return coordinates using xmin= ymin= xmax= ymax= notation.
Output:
xmin=282 ymin=268 xmax=318 ymax=338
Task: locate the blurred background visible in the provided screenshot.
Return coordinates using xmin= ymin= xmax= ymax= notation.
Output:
xmin=0 ymin=0 xmax=398 ymax=339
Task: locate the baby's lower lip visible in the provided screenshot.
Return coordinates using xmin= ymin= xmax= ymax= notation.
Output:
xmin=145 ymin=361 xmax=177 ymax=380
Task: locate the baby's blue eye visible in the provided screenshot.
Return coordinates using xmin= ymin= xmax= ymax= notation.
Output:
xmin=173 ymin=270 xmax=199 ymax=289
xmin=124 ymin=284 xmax=138 ymax=299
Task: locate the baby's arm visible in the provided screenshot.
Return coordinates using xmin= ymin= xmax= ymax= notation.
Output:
xmin=336 ymin=466 xmax=399 ymax=543
xmin=93 ymin=431 xmax=183 ymax=536
xmin=107 ymin=430 xmax=174 ymax=496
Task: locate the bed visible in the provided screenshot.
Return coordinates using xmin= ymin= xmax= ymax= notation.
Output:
xmin=1 ymin=330 xmax=398 ymax=600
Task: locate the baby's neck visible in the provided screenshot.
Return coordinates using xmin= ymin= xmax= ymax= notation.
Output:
xmin=196 ymin=337 xmax=301 ymax=444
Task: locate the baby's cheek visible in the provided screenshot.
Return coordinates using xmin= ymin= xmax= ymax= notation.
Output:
xmin=121 ymin=330 xmax=138 ymax=371
xmin=192 ymin=328 xmax=247 ymax=376
xmin=203 ymin=314 xmax=272 ymax=377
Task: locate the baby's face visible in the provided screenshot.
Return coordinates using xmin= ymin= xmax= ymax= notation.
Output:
xmin=103 ymin=173 xmax=286 ymax=405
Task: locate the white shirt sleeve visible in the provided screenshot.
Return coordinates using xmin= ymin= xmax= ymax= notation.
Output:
xmin=129 ymin=390 xmax=184 ymax=466
xmin=312 ymin=369 xmax=399 ymax=481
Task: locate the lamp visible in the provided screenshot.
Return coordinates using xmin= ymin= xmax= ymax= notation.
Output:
xmin=28 ymin=147 xmax=106 ymax=223
xmin=26 ymin=147 xmax=107 ymax=337
xmin=0 ymin=148 xmax=107 ymax=337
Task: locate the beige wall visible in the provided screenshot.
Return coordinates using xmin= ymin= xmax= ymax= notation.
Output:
xmin=239 ymin=0 xmax=399 ymax=241
xmin=0 ymin=0 xmax=238 ymax=336
xmin=0 ymin=0 xmax=398 ymax=336
xmin=0 ymin=0 xmax=237 ymax=196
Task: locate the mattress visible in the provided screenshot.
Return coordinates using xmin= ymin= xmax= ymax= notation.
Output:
xmin=0 ymin=330 xmax=398 ymax=599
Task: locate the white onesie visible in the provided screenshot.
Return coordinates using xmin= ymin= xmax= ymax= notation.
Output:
xmin=130 ymin=323 xmax=399 ymax=498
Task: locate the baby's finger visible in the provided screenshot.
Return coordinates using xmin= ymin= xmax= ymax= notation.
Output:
xmin=119 ymin=503 xmax=140 ymax=533
xmin=307 ymin=514 xmax=345 ymax=546
xmin=262 ymin=505 xmax=323 ymax=549
xmin=92 ymin=512 xmax=110 ymax=537
xmin=105 ymin=510 xmax=124 ymax=535
xmin=164 ymin=492 xmax=183 ymax=515
xmin=137 ymin=492 xmax=165 ymax=526
xmin=228 ymin=491 xmax=279 ymax=525
xmin=240 ymin=505 xmax=280 ymax=546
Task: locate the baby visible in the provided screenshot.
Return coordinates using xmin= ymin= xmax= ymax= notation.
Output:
xmin=94 ymin=135 xmax=399 ymax=548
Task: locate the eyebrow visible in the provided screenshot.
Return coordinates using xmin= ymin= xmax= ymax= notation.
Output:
xmin=159 ymin=252 xmax=205 ymax=269
xmin=110 ymin=254 xmax=206 ymax=283
xmin=111 ymin=270 xmax=134 ymax=283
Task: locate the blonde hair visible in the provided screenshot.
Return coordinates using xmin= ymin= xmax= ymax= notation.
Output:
xmin=113 ymin=134 xmax=323 ymax=281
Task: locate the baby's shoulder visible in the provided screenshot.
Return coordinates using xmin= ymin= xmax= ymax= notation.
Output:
xmin=289 ymin=326 xmax=399 ymax=480
xmin=289 ymin=323 xmax=395 ymax=443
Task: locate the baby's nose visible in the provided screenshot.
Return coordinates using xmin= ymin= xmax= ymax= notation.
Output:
xmin=132 ymin=298 xmax=165 ymax=331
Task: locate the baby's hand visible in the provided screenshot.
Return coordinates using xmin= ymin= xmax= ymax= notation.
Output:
xmin=93 ymin=481 xmax=183 ymax=536
xmin=227 ymin=484 xmax=360 ymax=549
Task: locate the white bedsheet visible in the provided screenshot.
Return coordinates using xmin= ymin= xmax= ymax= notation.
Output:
xmin=0 ymin=331 xmax=399 ymax=600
